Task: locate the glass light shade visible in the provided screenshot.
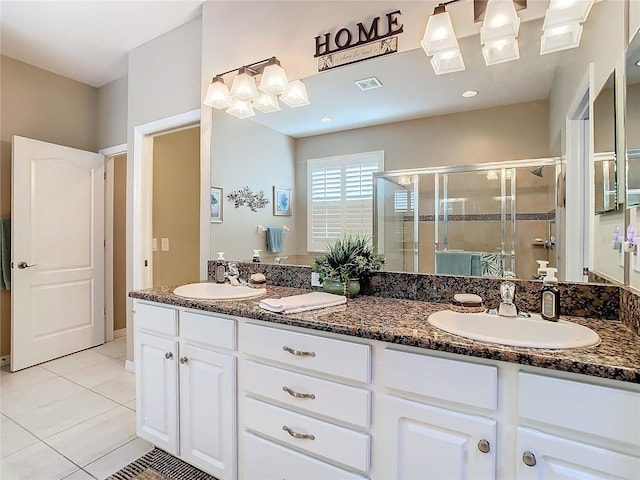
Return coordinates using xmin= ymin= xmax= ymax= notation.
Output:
xmin=421 ymin=11 xmax=459 ymax=56
xmin=226 ymin=98 xmax=255 ymax=119
xmin=230 ymin=68 xmax=259 ymax=101
xmin=482 ymin=37 xmax=520 ymax=65
xmin=259 ymin=62 xmax=290 ymax=94
xmin=540 ymin=22 xmax=582 ymax=55
xmin=430 ymin=48 xmax=465 ymax=75
xmin=480 ymin=0 xmax=520 ymax=44
xmin=253 ymin=91 xmax=281 ymax=113
xmin=203 ymin=77 xmax=232 ymax=109
xmin=545 ymin=0 xmax=594 ymax=26
xmin=280 ymin=80 xmax=310 ymax=108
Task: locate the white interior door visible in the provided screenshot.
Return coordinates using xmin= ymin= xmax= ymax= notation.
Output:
xmin=11 ymin=136 xmax=105 ymax=371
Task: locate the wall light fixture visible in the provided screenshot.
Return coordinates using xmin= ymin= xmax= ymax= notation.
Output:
xmin=204 ymin=57 xmax=310 ymax=118
xmin=540 ymin=0 xmax=594 ymax=55
xmin=481 ymin=0 xmax=521 ymax=65
xmin=421 ymin=3 xmax=465 ymax=75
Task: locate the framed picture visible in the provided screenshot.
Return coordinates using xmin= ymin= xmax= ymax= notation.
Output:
xmin=273 ymin=186 xmax=292 ymax=216
xmin=210 ymin=186 xmax=223 ymax=223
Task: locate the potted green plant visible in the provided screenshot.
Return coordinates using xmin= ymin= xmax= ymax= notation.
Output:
xmin=311 ymin=234 xmax=383 ymax=297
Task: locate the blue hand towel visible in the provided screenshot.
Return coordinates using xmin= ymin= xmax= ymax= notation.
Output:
xmin=436 ymin=251 xmax=472 ymax=275
xmin=266 ymin=227 xmax=284 ymax=253
xmin=0 ymin=218 xmax=11 ymax=290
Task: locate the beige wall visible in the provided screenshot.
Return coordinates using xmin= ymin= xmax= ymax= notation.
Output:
xmin=0 ymin=55 xmax=98 ymax=357
xmin=152 ymin=127 xmax=200 ymax=287
xmin=113 ymin=154 xmax=127 ymax=331
xmin=210 ymin=110 xmax=296 ymax=262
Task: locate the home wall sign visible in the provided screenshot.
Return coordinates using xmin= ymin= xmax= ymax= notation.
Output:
xmin=315 ymin=10 xmax=403 ymax=71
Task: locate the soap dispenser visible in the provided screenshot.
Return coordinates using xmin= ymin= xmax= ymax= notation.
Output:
xmin=215 ymin=252 xmax=226 ymax=283
xmin=535 ymin=260 xmax=549 ymax=280
xmin=540 ymin=267 xmax=560 ymax=321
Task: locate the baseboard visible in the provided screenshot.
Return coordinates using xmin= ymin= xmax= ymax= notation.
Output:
xmin=0 ymin=355 xmax=10 ymax=367
xmin=125 ymin=359 xmax=135 ymax=373
xmin=114 ymin=328 xmax=127 ymax=338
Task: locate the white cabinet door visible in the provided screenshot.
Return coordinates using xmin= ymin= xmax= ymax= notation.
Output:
xmin=383 ymin=395 xmax=496 ymax=480
xmin=516 ymin=427 xmax=640 ymax=480
xmin=135 ymin=331 xmax=179 ymax=454
xmin=179 ymin=343 xmax=236 ymax=480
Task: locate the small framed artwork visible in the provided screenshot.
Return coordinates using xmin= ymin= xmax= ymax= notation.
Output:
xmin=210 ymin=186 xmax=223 ymax=223
xmin=273 ymin=186 xmax=292 ymax=216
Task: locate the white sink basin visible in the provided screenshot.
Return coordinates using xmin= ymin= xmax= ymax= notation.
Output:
xmin=427 ymin=310 xmax=600 ymax=349
xmin=173 ymin=283 xmax=266 ymax=300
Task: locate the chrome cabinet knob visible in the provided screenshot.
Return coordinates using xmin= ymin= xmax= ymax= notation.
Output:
xmin=164 ymin=352 xmax=173 ymax=360
xmin=179 ymin=356 xmax=189 ymax=364
xmin=477 ymin=439 xmax=491 ymax=453
xmin=522 ymin=451 xmax=537 ymax=467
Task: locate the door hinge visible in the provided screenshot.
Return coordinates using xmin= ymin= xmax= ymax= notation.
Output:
xmin=104 ymin=172 xmax=107 ymax=180
xmin=104 ymin=307 xmax=107 ymax=317
xmin=104 ymin=239 xmax=106 ymax=248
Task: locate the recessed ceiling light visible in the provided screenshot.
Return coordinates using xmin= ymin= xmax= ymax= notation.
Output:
xmin=462 ymin=90 xmax=479 ymax=98
xmin=320 ymin=117 xmax=332 ymax=123
xmin=636 ymin=59 xmax=640 ymax=67
xmin=355 ymin=77 xmax=382 ymax=91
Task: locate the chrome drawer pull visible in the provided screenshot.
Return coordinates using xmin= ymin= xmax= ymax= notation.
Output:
xmin=282 ymin=425 xmax=315 ymax=440
xmin=179 ymin=356 xmax=189 ymax=364
xmin=283 ymin=386 xmax=316 ymax=399
xmin=522 ymin=451 xmax=537 ymax=467
xmin=282 ymin=346 xmax=315 ymax=357
xmin=164 ymin=352 xmax=173 ymax=360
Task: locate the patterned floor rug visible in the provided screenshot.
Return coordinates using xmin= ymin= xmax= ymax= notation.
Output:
xmin=107 ymin=448 xmax=219 ymax=480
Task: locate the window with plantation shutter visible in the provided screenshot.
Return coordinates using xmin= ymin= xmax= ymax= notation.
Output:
xmin=394 ymin=190 xmax=415 ymax=213
xmin=307 ymin=151 xmax=384 ymax=252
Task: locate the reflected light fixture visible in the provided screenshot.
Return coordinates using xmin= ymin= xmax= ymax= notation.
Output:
xmin=462 ymin=90 xmax=478 ymax=97
xmin=421 ymin=3 xmax=465 ymax=75
xmin=204 ymin=57 xmax=310 ymax=118
xmin=280 ymin=80 xmax=310 ymax=108
xmin=541 ymin=0 xmax=594 ymax=55
xmin=481 ymin=0 xmax=521 ymax=65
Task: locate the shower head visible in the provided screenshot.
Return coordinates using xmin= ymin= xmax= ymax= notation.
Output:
xmin=530 ymin=166 xmax=544 ymax=178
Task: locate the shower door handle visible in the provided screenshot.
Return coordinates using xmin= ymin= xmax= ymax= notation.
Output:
xmin=17 ymin=261 xmax=38 ymax=269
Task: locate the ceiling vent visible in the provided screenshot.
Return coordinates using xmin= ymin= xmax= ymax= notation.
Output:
xmin=355 ymin=77 xmax=383 ymax=91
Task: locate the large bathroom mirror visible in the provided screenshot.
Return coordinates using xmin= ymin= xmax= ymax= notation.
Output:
xmin=211 ymin=1 xmax=621 ymax=283
xmin=626 ymin=28 xmax=640 ymax=207
xmin=593 ymin=70 xmax=617 ymax=214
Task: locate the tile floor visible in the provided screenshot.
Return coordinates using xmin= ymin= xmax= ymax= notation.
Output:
xmin=0 ymin=336 xmax=154 ymax=479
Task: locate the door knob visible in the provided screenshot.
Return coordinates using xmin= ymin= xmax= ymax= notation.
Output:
xmin=17 ymin=261 xmax=37 ymax=269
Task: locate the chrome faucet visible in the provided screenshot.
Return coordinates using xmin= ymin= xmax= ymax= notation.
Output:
xmin=273 ymin=256 xmax=288 ymax=264
xmin=498 ymin=280 xmax=518 ymax=317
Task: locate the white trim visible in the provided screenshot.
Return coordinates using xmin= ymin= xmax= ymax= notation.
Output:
xmin=564 ymin=64 xmax=593 ymax=282
xmin=125 ymin=359 xmax=135 ymax=373
xmin=114 ymin=328 xmax=127 ymax=339
xmin=105 ymin=157 xmax=115 ymax=342
xmin=99 ymin=143 xmax=127 ymax=156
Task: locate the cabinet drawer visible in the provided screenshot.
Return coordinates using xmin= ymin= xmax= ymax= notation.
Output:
xmin=384 ymin=349 xmax=497 ymax=411
xmin=134 ymin=301 xmax=177 ymax=336
xmin=180 ymin=310 xmax=235 ymax=350
xmin=242 ymin=432 xmax=366 ymax=480
xmin=242 ymin=323 xmax=370 ymax=383
xmin=243 ymin=361 xmax=371 ymax=428
xmin=243 ymin=397 xmax=370 ymax=473
xmin=519 ymin=372 xmax=640 ymax=447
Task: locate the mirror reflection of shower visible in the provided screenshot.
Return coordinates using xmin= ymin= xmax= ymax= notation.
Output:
xmin=374 ymin=158 xmax=561 ymax=280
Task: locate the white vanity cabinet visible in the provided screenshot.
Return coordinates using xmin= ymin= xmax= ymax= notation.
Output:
xmin=381 ymin=349 xmax=498 ymax=480
xmin=515 ymin=372 xmax=640 ymax=479
xmin=239 ymin=322 xmax=371 ymax=479
xmin=134 ymin=301 xmax=236 ymax=480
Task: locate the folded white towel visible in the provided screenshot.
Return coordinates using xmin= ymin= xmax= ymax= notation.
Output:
xmin=259 ymin=292 xmax=347 ymax=314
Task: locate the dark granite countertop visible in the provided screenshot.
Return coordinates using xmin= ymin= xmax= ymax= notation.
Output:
xmin=130 ymin=285 xmax=640 ymax=384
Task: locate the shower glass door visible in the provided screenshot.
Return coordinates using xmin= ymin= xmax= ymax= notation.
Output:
xmin=435 ymin=169 xmax=513 ymax=277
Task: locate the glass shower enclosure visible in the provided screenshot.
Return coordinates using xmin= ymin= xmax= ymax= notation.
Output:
xmin=373 ymin=158 xmax=560 ymax=280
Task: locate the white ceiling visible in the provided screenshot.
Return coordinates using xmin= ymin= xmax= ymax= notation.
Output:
xmin=0 ymin=0 xmax=205 ymax=87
